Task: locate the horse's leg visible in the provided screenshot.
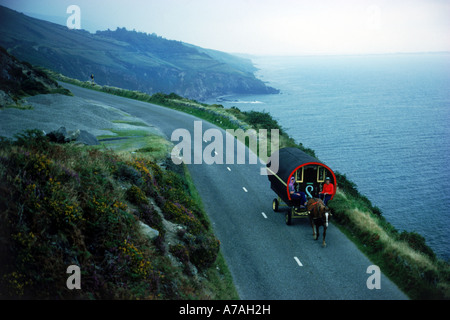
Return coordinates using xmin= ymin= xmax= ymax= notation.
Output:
xmin=309 ymin=217 xmax=316 ymax=239
xmin=315 ymin=224 xmax=320 ymax=241
xmin=322 ymin=226 xmax=327 ymax=247
xmin=322 ymin=212 xmax=329 ymax=247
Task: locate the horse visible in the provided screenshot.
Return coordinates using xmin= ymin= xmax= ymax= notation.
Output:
xmin=307 ymin=198 xmax=331 ymax=247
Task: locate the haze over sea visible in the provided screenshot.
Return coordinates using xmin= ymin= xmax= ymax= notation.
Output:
xmin=208 ymin=53 xmax=450 ymax=261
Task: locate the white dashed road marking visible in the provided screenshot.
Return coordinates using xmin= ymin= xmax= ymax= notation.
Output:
xmin=261 ymin=212 xmax=268 ymax=219
xmin=243 ymin=187 xmax=248 ymax=193
xmin=294 ymin=257 xmax=303 ymax=267
xmin=227 ymin=167 xmax=231 ymax=172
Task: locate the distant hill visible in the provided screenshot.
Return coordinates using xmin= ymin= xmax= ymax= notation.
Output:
xmin=0 ymin=6 xmax=279 ymax=100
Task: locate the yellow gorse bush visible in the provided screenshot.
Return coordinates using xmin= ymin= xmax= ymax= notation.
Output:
xmin=131 ymin=159 xmax=152 ymax=182
xmin=2 ymin=272 xmax=32 ymax=297
xmin=92 ymin=196 xmax=109 ymax=215
xmin=113 ymin=200 xmax=128 ymax=211
xmin=29 ymin=153 xmax=52 ymax=177
xmin=119 ymin=239 xmax=152 ymax=277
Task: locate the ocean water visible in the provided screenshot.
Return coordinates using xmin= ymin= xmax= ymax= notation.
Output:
xmin=207 ymin=53 xmax=450 ymax=261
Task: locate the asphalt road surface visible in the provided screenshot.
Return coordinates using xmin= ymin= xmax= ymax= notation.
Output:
xmin=61 ymin=83 xmax=408 ymax=300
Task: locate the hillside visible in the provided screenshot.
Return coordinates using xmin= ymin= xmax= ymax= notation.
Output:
xmin=0 ymin=131 xmax=237 ymax=299
xmin=0 ymin=46 xmax=70 ymax=107
xmin=0 ymin=5 xmax=279 ymax=100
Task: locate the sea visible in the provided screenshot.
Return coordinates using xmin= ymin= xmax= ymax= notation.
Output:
xmin=206 ymin=53 xmax=450 ymax=262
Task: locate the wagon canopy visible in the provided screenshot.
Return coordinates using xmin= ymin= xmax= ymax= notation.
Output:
xmin=267 ymin=147 xmax=320 ymax=182
xmin=266 ymin=147 xmax=336 ymax=204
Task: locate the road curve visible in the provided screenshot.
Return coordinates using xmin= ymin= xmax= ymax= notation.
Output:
xmin=62 ymin=83 xmax=408 ymax=300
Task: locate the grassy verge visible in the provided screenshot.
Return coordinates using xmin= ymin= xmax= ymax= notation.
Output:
xmin=0 ymin=130 xmax=238 ymax=299
xmin=4 ymin=103 xmax=34 ymax=110
xmin=329 ymin=173 xmax=450 ymax=299
xmin=97 ymin=128 xmax=170 ymax=158
xmin=46 ymin=69 xmax=449 ymax=299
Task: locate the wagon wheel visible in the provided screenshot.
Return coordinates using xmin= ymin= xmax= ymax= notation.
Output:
xmin=272 ymin=198 xmax=279 ymax=212
xmin=285 ymin=208 xmax=293 ymax=225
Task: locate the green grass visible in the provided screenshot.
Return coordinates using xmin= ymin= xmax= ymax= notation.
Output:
xmin=4 ymin=103 xmax=34 ymax=110
xmin=49 ymin=87 xmax=73 ymax=96
xmin=97 ymin=128 xmax=171 ymax=162
xmin=203 ymin=253 xmax=239 ymax=300
xmin=111 ymin=120 xmax=150 ymax=127
xmin=98 ymin=129 xmax=152 ymax=139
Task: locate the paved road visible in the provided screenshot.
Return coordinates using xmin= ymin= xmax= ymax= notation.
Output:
xmin=61 ymin=83 xmax=408 ymax=300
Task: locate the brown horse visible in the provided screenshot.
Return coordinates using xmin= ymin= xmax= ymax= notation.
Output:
xmin=307 ymin=198 xmax=331 ymax=247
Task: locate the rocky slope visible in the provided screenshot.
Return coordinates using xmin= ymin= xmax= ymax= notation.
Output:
xmin=0 ymin=46 xmax=69 ymax=107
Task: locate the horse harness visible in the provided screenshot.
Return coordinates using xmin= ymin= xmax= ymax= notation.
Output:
xmin=309 ymin=199 xmax=325 ymax=223
xmin=309 ymin=200 xmax=319 ymax=217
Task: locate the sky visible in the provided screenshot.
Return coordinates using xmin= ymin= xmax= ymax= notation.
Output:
xmin=1 ymin=0 xmax=449 ymax=55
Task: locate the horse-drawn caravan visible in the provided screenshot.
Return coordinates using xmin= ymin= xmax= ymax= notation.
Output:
xmin=266 ymin=147 xmax=337 ymax=246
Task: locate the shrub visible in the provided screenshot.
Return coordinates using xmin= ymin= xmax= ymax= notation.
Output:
xmin=13 ymin=129 xmax=49 ymax=151
xmin=137 ymin=204 xmax=165 ymax=237
xmin=184 ymin=234 xmax=220 ymax=271
xmin=125 ymin=185 xmax=148 ymax=205
xmin=162 ymin=201 xmax=203 ymax=236
xmin=242 ymin=110 xmax=281 ymax=131
xmin=169 ymin=244 xmax=190 ymax=274
xmin=114 ymin=162 xmax=142 ymax=185
xmin=167 ymin=92 xmax=183 ymax=100
xmin=118 ymin=239 xmax=152 ymax=277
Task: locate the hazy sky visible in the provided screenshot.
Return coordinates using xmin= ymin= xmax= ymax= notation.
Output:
xmin=1 ymin=0 xmax=449 ymax=55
